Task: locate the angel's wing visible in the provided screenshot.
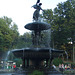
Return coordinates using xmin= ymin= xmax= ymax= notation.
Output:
xmin=36 ymin=0 xmax=40 ymax=4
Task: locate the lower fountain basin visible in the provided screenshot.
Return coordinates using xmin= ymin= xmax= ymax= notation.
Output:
xmin=12 ymin=48 xmax=50 ymax=59
xmin=11 ymin=48 xmax=64 ymax=59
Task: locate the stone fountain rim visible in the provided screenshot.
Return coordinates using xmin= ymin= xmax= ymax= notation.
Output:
xmin=11 ymin=47 xmax=50 ymax=52
xmin=11 ymin=47 xmax=64 ymax=53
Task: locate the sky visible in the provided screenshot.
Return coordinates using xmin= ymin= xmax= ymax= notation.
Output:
xmin=0 ymin=0 xmax=67 ymax=35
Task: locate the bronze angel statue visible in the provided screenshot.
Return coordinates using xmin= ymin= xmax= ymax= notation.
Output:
xmin=32 ymin=0 xmax=43 ymax=21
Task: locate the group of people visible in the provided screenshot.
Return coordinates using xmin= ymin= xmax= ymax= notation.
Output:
xmin=59 ymin=64 xmax=71 ymax=72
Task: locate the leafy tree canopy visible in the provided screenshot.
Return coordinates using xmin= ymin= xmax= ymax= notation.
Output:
xmin=0 ymin=16 xmax=19 ymax=51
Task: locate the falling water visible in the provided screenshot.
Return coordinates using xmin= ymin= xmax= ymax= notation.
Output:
xmin=47 ymin=29 xmax=51 ymax=47
xmin=5 ymin=51 xmax=11 ymax=61
xmin=65 ymin=51 xmax=68 ymax=61
xmin=3 ymin=51 xmax=11 ymax=69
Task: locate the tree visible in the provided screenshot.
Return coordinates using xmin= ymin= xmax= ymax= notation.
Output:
xmin=15 ymin=32 xmax=32 ymax=48
xmin=53 ymin=0 xmax=75 ymax=60
xmin=41 ymin=0 xmax=75 ymax=60
xmin=0 ymin=16 xmax=19 ymax=51
xmin=41 ymin=9 xmax=53 ymax=47
xmin=42 ymin=9 xmax=53 ymax=24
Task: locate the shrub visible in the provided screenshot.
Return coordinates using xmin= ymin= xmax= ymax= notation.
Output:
xmin=53 ymin=58 xmax=63 ymax=66
xmin=28 ymin=70 xmax=44 ymax=75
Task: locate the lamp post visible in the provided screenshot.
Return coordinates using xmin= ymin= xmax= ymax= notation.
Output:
xmin=73 ymin=43 xmax=75 ymax=62
xmin=69 ymin=40 xmax=75 ymax=62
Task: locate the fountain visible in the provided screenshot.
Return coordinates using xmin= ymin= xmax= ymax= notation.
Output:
xmin=4 ymin=0 xmax=65 ymax=75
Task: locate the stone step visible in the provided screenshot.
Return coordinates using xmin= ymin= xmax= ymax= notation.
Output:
xmin=45 ymin=68 xmax=63 ymax=75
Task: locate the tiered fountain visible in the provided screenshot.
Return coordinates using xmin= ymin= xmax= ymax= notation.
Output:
xmin=11 ymin=0 xmax=64 ymax=74
xmin=12 ymin=0 xmax=64 ymax=69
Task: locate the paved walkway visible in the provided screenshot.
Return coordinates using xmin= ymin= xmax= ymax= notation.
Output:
xmin=0 ymin=67 xmax=75 ymax=75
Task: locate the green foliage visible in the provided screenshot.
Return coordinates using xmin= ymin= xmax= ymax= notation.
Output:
xmin=41 ymin=0 xmax=75 ymax=60
xmin=42 ymin=9 xmax=53 ymax=24
xmin=0 ymin=16 xmax=19 ymax=51
xmin=0 ymin=16 xmax=32 ymax=52
xmin=14 ymin=58 xmax=22 ymax=67
xmin=28 ymin=70 xmax=44 ymax=75
xmin=53 ymin=58 xmax=63 ymax=66
xmin=15 ymin=32 xmax=32 ymax=48
xmin=53 ymin=0 xmax=75 ymax=58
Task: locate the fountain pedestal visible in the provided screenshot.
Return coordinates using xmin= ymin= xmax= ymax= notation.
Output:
xmin=25 ymin=22 xmax=50 ymax=46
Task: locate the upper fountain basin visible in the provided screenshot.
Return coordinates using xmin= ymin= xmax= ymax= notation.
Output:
xmin=24 ymin=22 xmax=51 ymax=31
